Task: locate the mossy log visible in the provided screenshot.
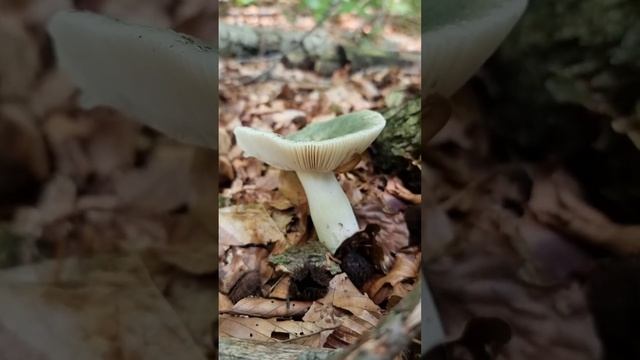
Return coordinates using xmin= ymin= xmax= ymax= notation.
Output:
xmin=371 ymin=97 xmax=421 ymax=192
xmin=486 ymin=0 xmax=640 ymax=223
xmin=219 ymin=22 xmax=416 ymax=75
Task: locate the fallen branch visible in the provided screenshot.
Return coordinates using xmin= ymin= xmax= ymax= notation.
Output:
xmin=219 ymin=338 xmax=334 ymax=360
xmin=219 ymin=22 xmax=417 ymax=76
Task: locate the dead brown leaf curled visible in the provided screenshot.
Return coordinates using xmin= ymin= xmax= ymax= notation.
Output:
xmin=224 ymin=297 xmax=312 ymax=318
xmin=219 ymin=204 xmax=286 ymax=255
xmin=219 ymin=246 xmax=271 ymax=295
xmin=366 ymin=250 xmax=420 ymax=305
xmin=219 ymin=316 xmax=329 ymax=347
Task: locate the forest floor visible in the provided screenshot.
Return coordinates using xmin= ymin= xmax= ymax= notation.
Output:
xmin=425 ymin=86 xmax=617 ymax=359
xmin=218 ymin=3 xmax=422 ymax=358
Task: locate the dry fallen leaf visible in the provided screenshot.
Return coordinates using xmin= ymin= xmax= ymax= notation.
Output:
xmin=42 ymin=113 xmax=93 ymax=180
xmin=29 ymin=70 xmax=75 ymax=117
xmin=367 ymin=251 xmax=420 ymax=305
xmin=320 ymin=274 xmax=381 ymax=323
xmin=115 ymin=145 xmax=194 ymax=213
xmin=84 ymin=110 xmax=138 ymax=176
xmin=224 ymin=297 xmax=312 ymax=318
xmin=514 ymin=216 xmax=593 ymax=286
xmin=268 ymin=275 xmax=292 ymax=299
xmin=0 ymin=15 xmax=39 ymax=99
xmin=385 ymin=177 xmax=421 ymax=205
xmin=37 ymin=174 xmax=77 ymax=224
xmin=219 ymin=316 xmax=328 ymax=347
xmin=219 ymin=204 xmax=286 ymax=256
xmin=530 ymin=172 xmax=640 ymax=255
xmin=117 ymin=214 xmax=168 ymax=251
xmin=162 ymin=274 xmax=217 ymax=353
xmin=278 ymin=170 xmax=308 ymax=208
xmin=0 ymin=103 xmax=49 ymax=180
xmin=219 ymin=246 xmax=272 ymax=295
xmin=0 ymin=256 xmax=206 ymax=360
xmin=219 ymin=293 xmax=234 ymax=313
xmin=156 ymin=216 xmax=216 ymax=275
xmin=355 ymin=201 xmax=409 ymax=272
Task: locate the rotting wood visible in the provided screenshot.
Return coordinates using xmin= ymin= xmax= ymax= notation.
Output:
xmin=218 ymin=338 xmax=334 ymax=360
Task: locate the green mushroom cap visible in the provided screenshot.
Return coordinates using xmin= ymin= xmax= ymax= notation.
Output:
xmin=234 ymin=110 xmax=386 ymax=172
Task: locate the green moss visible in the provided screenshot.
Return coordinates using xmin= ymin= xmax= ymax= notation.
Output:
xmin=269 ymin=241 xmax=341 ymax=275
xmin=218 ymin=195 xmax=233 ymax=208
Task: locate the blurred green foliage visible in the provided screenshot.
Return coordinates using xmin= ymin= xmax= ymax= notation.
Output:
xmin=233 ymin=0 xmax=257 ymax=6
xmin=231 ymin=0 xmax=421 ymax=31
xmin=300 ymin=0 xmax=421 ymax=21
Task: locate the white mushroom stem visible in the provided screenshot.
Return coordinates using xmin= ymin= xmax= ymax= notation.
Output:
xmin=296 ymin=171 xmax=360 ymax=253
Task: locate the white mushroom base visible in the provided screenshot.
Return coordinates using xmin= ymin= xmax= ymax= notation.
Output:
xmin=296 ymin=171 xmax=360 ymax=253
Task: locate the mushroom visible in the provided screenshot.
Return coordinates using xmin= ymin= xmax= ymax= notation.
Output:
xmin=424 ymin=0 xmax=528 ymax=97
xmin=47 ymin=10 xmax=217 ymax=149
xmin=234 ymin=110 xmax=386 ymax=254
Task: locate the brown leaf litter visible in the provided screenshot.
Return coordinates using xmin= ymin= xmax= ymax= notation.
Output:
xmin=426 ymin=88 xmax=605 ymax=359
xmin=0 ymin=1 xmax=218 ymax=358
